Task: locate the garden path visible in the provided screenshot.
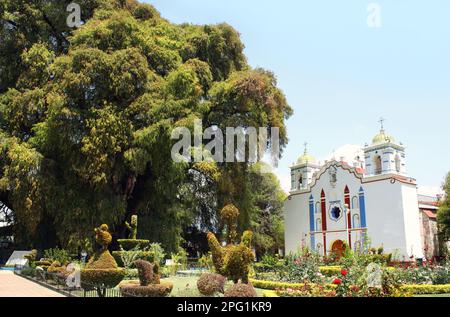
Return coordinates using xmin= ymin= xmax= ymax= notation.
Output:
xmin=0 ymin=271 xmax=65 ymax=297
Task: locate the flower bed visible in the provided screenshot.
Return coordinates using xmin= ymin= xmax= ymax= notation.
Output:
xmin=251 ymin=278 xmax=450 ymax=296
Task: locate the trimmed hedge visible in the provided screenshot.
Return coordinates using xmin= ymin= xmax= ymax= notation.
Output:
xmin=120 ymin=282 xmax=173 ymax=297
xmin=81 ymin=268 xmax=126 ymax=288
xmin=319 ymin=266 xmax=341 ymax=276
xmin=117 ymin=239 xmax=150 ymax=251
xmin=112 ymin=251 xmax=155 ymax=267
xmin=251 ymin=278 xmax=450 ymax=295
xmin=402 ymin=284 xmax=450 ymax=295
xmin=250 ymin=278 xmax=337 ymax=291
xmin=262 ymin=290 xmax=279 ymax=297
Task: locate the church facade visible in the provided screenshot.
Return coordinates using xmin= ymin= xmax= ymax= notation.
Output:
xmin=284 ymin=125 xmax=426 ymax=260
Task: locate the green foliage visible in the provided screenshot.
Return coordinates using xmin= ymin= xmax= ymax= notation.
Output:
xmin=209 ymin=204 xmax=255 ymax=284
xmin=437 ymin=172 xmax=450 ymax=241
xmin=118 ymin=246 xmax=141 ymax=268
xmin=0 ymin=0 xmax=292 ymax=253
xmin=224 ymin=283 xmax=257 ymax=297
xmin=43 ymin=248 xmax=70 ymax=265
xmin=112 ymin=250 xmax=155 ymax=267
xmin=148 ymin=242 xmax=166 ymax=265
xmin=197 ymin=273 xmax=226 ymax=296
xmin=198 ymin=252 xmax=214 ymax=271
xmin=171 ymin=248 xmax=188 ymax=270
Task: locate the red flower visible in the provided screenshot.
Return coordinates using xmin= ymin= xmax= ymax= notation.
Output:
xmin=332 ymin=278 xmax=342 ymax=285
xmin=341 ymin=269 xmax=348 ymax=277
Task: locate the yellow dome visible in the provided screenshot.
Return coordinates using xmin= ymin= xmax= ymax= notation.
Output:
xmin=297 ymin=153 xmax=316 ymax=164
xmin=372 ymin=130 xmax=395 ymax=145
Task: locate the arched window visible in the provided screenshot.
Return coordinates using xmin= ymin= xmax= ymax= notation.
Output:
xmin=374 ymin=155 xmax=382 ymax=175
xmin=298 ymin=174 xmax=303 ymax=189
xmin=315 ymin=202 xmax=321 ymax=214
xmin=352 ymin=196 xmax=359 ymax=209
xmin=316 ymin=219 xmax=322 ymax=231
xmin=353 ymin=214 xmax=360 ymax=228
xmin=395 ymin=155 xmax=401 ymax=172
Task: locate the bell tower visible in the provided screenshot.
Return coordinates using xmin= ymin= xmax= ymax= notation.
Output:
xmin=290 ymin=143 xmax=321 ymax=191
xmin=364 ymin=118 xmax=407 ymax=176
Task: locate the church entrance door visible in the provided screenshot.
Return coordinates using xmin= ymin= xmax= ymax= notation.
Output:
xmin=331 ymin=240 xmax=345 ymax=259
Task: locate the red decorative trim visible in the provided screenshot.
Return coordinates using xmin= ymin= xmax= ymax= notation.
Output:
xmin=344 ymin=186 xmax=351 ymax=247
xmin=321 ymin=189 xmax=327 ymax=254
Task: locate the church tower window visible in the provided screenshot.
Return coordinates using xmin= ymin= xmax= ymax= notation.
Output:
xmin=374 ymin=155 xmax=382 ymax=175
xmin=395 ymin=155 xmax=401 ymax=173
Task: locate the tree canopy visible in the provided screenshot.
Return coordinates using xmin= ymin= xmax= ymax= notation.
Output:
xmin=437 ymin=172 xmax=450 ymax=242
xmin=0 ymin=0 xmax=292 ymax=253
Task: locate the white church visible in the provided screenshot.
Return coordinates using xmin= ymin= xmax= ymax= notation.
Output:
xmin=284 ymin=122 xmax=427 ymax=260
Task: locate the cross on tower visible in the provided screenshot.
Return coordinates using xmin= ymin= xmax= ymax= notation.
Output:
xmin=379 ymin=117 xmax=386 ymax=131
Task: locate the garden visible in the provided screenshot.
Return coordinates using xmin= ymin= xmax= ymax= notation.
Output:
xmin=15 ymin=203 xmax=450 ymax=298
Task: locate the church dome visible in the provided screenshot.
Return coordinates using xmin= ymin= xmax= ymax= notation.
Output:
xmin=297 ymin=153 xmax=316 ymax=164
xmin=372 ymin=129 xmax=395 ymax=145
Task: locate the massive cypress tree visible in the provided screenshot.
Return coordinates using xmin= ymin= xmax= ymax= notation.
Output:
xmin=0 ymin=0 xmax=292 ymax=252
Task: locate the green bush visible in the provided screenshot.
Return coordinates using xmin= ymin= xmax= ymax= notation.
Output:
xmin=112 ymin=250 xmax=155 ymax=267
xmin=117 ymin=239 xmax=150 ymax=251
xmin=20 ymin=267 xmax=35 ymax=277
xmin=44 ymin=248 xmax=70 ymax=264
xmin=224 ymin=283 xmax=257 ymax=297
xmin=197 ymin=273 xmax=226 ymax=296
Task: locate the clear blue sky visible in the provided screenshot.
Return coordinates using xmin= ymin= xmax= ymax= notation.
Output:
xmin=147 ymin=0 xmax=450 ymax=194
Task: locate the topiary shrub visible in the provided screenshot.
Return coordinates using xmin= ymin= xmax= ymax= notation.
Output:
xmin=207 ymin=204 xmax=255 ymax=284
xmin=125 ymin=215 xmax=138 ymax=240
xmin=117 ymin=239 xmax=150 ymax=251
xmin=112 ymin=250 xmax=155 ymax=267
xmin=24 ymin=249 xmax=37 ymax=266
xmin=119 ymin=259 xmax=173 ymax=297
xmin=197 ymin=273 xmax=226 ymax=296
xmin=120 ymin=283 xmax=173 ymax=297
xmin=134 ymin=259 xmax=160 ymax=285
xmin=224 ymin=283 xmax=257 ymax=297
xmin=81 ymin=224 xmax=125 ymax=297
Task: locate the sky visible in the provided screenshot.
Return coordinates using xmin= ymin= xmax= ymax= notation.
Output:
xmin=147 ymin=0 xmax=450 ymax=195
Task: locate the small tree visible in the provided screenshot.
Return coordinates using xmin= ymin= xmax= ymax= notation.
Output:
xmin=437 ymin=172 xmax=450 ymax=255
